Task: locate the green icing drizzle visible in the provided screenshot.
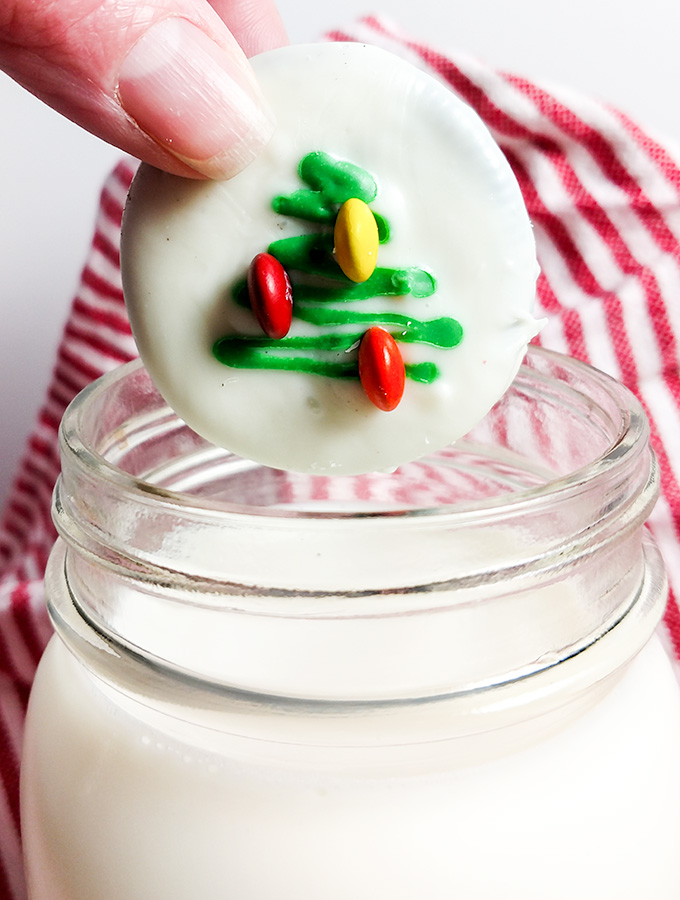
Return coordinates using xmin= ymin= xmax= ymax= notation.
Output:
xmin=213 ymin=151 xmax=463 ymax=384
xmin=266 ymin=233 xmax=434 ymax=297
xmin=272 ymin=151 xmax=378 ymax=223
xmin=232 ymin=265 xmax=436 ymax=306
xmin=293 ymin=309 xmax=461 ymax=348
xmin=214 ymin=335 xmax=439 ymax=384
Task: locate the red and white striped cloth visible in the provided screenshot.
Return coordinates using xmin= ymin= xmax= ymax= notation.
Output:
xmin=2 ymin=16 xmax=680 ymax=898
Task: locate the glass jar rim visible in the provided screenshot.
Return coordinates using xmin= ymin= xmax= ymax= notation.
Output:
xmin=59 ymin=347 xmax=649 ymax=525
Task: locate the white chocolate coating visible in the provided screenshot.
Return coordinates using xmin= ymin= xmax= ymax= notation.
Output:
xmin=121 ymin=43 xmax=540 ymax=474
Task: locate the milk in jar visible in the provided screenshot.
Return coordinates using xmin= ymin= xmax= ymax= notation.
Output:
xmin=21 ymin=349 xmax=680 ymax=898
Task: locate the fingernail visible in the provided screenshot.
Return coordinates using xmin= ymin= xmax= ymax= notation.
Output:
xmin=118 ymin=17 xmax=275 ymax=179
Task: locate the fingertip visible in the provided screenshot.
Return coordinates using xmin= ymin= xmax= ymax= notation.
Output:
xmin=208 ymin=0 xmax=290 ymax=57
xmin=117 ymin=17 xmax=275 ymax=180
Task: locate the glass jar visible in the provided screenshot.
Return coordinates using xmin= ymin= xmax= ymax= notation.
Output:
xmin=21 ymin=348 xmax=680 ymax=900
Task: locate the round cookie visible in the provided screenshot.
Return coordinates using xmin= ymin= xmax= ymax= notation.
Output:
xmin=121 ymin=42 xmax=540 ymax=475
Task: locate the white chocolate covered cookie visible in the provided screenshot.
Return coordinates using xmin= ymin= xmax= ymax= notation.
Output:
xmin=121 ymin=42 xmax=540 ymax=475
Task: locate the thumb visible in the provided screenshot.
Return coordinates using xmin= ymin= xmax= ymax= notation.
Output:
xmin=0 ymin=0 xmax=284 ymax=179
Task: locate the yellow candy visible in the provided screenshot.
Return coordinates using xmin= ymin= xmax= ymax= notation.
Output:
xmin=334 ymin=198 xmax=379 ymax=283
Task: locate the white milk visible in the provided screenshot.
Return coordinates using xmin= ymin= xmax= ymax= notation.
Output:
xmin=22 ymin=632 xmax=680 ymax=900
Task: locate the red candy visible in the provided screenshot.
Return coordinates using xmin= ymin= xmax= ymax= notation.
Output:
xmin=247 ymin=253 xmax=293 ymax=339
xmin=358 ymin=326 xmax=406 ymax=411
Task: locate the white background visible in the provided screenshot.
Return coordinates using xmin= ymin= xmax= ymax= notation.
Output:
xmin=2 ymin=0 xmax=680 ymax=510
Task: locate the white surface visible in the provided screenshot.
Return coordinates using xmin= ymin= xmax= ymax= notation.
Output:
xmin=2 ymin=0 xmax=680 ymax=507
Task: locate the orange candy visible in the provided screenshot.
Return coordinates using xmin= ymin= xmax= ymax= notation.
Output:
xmin=358 ymin=327 xmax=406 ymax=411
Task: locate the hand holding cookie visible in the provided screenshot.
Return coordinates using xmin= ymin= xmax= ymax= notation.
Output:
xmin=0 ymin=0 xmax=286 ymax=179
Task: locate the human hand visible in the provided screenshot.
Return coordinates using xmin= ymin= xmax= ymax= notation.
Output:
xmin=0 ymin=0 xmax=288 ymax=179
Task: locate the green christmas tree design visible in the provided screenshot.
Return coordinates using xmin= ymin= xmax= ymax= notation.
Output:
xmin=213 ymin=151 xmax=463 ymax=407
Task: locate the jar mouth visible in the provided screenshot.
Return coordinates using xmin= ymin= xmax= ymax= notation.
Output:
xmin=59 ymin=347 xmax=648 ymax=524
xmin=49 ymin=348 xmax=663 ymax=704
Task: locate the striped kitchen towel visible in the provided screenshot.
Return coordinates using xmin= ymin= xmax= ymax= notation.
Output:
xmin=2 ymin=15 xmax=680 ymax=898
